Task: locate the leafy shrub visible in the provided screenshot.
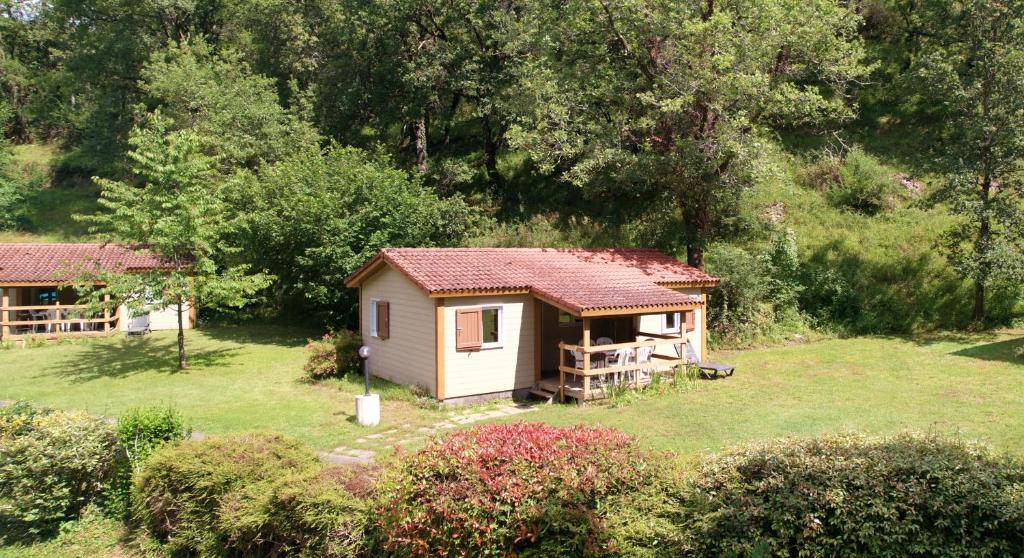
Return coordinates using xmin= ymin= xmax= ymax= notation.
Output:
xmin=375 ymin=423 xmax=653 ymax=557
xmin=0 ymin=404 xmax=119 ymax=541
xmin=305 ymin=330 xmax=362 ymax=380
xmin=117 ymin=406 xmax=191 ymax=471
xmin=604 ymin=433 xmax=1024 ymax=557
xmin=219 ymin=465 xmax=375 ymax=557
xmin=803 ymin=147 xmax=901 ymax=214
xmin=705 ymin=230 xmax=811 ymax=346
xmin=133 ymin=433 xmax=371 ymax=557
xmin=107 ymin=406 xmax=190 ymax=515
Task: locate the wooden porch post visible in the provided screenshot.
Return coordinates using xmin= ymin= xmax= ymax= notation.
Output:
xmin=582 ymin=317 xmax=591 ymax=402
xmin=700 ymin=290 xmax=708 ymax=362
xmin=103 ymin=293 xmax=111 ymax=334
xmin=533 ymin=299 xmax=542 ymax=383
xmin=1 ymin=288 xmax=8 ymax=339
xmin=558 ymin=341 xmax=565 ymax=403
xmin=55 ymin=300 xmax=61 ymax=334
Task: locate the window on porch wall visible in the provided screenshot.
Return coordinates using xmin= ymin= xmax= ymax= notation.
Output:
xmin=662 ymin=311 xmax=696 ymax=335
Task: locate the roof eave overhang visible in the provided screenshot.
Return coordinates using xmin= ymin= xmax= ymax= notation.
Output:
xmin=343 ymin=254 xmax=388 ymax=288
xmin=579 ymin=301 xmax=704 ymax=318
xmin=656 ymin=280 xmax=720 ymax=289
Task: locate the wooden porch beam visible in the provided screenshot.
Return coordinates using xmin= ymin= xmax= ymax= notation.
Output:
xmin=580 ymin=303 xmax=701 ymax=318
xmin=701 ymin=289 xmax=708 ymax=362
xmin=582 ymin=317 xmax=591 ymax=401
xmin=533 ymin=299 xmax=542 ymax=383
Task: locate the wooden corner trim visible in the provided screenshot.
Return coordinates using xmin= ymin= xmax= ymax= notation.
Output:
xmin=435 ymin=298 xmax=445 ymax=400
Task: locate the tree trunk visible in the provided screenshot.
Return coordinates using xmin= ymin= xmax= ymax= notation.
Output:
xmin=973 ymin=173 xmax=993 ymax=324
xmin=680 ymin=194 xmax=708 ymax=270
xmin=686 ymin=244 xmax=704 ymax=269
xmin=412 ymin=115 xmax=428 ymax=172
xmin=482 ymin=115 xmax=500 ymax=181
xmin=973 ymin=279 xmax=985 ymax=324
xmin=177 ymin=297 xmax=187 ymax=370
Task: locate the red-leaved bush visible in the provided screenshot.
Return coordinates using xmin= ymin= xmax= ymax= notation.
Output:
xmin=374 ymin=423 xmax=652 ymax=557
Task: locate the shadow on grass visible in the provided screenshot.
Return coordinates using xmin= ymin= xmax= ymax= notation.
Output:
xmin=44 ymin=336 xmax=239 ymax=383
xmin=199 ymin=323 xmax=317 ymax=348
xmin=950 ymin=337 xmax=1024 ymax=365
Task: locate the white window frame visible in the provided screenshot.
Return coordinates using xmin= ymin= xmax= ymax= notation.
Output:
xmin=480 ymin=305 xmax=503 ymax=349
xmin=369 ymin=298 xmax=379 ymax=338
xmin=663 ymin=312 xmax=681 ymax=334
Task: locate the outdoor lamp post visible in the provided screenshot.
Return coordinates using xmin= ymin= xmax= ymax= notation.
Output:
xmin=355 ymin=345 xmax=379 ymax=426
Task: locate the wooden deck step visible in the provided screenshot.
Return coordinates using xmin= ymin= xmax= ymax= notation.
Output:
xmin=528 ymin=386 xmax=558 ymax=404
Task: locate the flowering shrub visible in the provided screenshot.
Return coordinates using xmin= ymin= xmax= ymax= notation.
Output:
xmin=304 ymin=329 xmax=361 ymax=380
xmin=375 ymin=423 xmax=653 ymax=557
xmin=604 ymin=433 xmax=1024 ymax=557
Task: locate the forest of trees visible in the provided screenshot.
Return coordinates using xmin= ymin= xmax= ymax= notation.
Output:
xmin=1 ymin=0 xmax=1022 ymax=343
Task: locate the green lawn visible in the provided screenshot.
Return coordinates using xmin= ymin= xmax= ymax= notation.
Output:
xmin=2 ymin=325 xmax=1023 ymax=458
xmin=0 ymin=325 xmax=442 ymax=451
xmin=527 ymin=331 xmax=1024 ymax=458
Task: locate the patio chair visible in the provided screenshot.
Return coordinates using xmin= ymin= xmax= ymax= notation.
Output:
xmin=595 ymin=336 xmax=613 ymax=346
xmin=634 ymin=346 xmax=654 ymax=384
xmin=126 ymin=313 xmax=151 ymax=337
xmin=684 ymin=341 xmax=735 ymax=379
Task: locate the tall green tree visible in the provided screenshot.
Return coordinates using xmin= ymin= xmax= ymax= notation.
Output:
xmin=236 ymin=144 xmax=478 ymax=326
xmin=138 ymin=41 xmax=320 ymax=171
xmin=507 ymin=0 xmax=868 ymax=266
xmin=318 ymin=0 xmax=519 ymax=184
xmin=81 ymin=114 xmax=271 ymax=369
xmin=903 ymin=0 xmax=1024 ymax=323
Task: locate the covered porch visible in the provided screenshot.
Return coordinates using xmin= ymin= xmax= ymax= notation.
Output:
xmin=0 ymin=285 xmax=115 ymax=341
xmin=533 ymin=295 xmax=705 ymax=402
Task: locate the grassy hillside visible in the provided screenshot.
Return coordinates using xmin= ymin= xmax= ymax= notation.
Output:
xmin=1 ymin=143 xmax=99 ymax=243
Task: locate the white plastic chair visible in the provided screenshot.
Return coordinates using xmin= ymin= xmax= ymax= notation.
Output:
xmin=635 ymin=346 xmax=654 ymax=382
xmin=595 ymin=336 xmax=613 ymax=346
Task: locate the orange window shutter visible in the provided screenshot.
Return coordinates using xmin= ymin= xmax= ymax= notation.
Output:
xmin=377 ymin=301 xmax=390 ymax=339
xmin=685 ymin=310 xmax=695 ymax=332
xmin=455 ymin=309 xmax=481 ymax=351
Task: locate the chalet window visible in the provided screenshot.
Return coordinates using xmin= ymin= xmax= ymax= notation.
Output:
xmin=369 ymin=299 xmax=389 ymax=339
xmin=663 ymin=312 xmax=681 ymax=334
xmin=558 ymin=309 xmax=582 ymax=327
xmin=38 ymin=289 xmax=57 ymax=304
xmin=481 ymin=306 xmax=501 ymax=347
xmin=455 ymin=305 xmax=503 ymax=351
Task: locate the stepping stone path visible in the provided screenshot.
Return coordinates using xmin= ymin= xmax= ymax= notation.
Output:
xmin=320 ymin=402 xmax=536 ymax=465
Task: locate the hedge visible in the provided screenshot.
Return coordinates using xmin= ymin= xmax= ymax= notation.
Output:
xmin=133 ymin=432 xmax=372 ymax=557
xmin=603 ymin=433 xmax=1024 ymax=557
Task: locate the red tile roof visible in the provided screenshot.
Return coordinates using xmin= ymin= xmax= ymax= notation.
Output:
xmin=0 ymin=243 xmax=167 ymax=284
xmin=346 ymin=248 xmax=718 ymax=314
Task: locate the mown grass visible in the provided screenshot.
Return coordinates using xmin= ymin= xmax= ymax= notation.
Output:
xmin=3 ymin=325 xmax=1023 ymax=457
xmin=0 ymin=325 xmax=443 ymax=451
xmin=525 ymin=330 xmax=1024 ymax=458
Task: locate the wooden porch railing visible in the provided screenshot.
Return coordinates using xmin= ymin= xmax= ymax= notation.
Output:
xmin=0 ymin=298 xmax=116 ymax=340
xmin=557 ymin=331 xmax=688 ymax=402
